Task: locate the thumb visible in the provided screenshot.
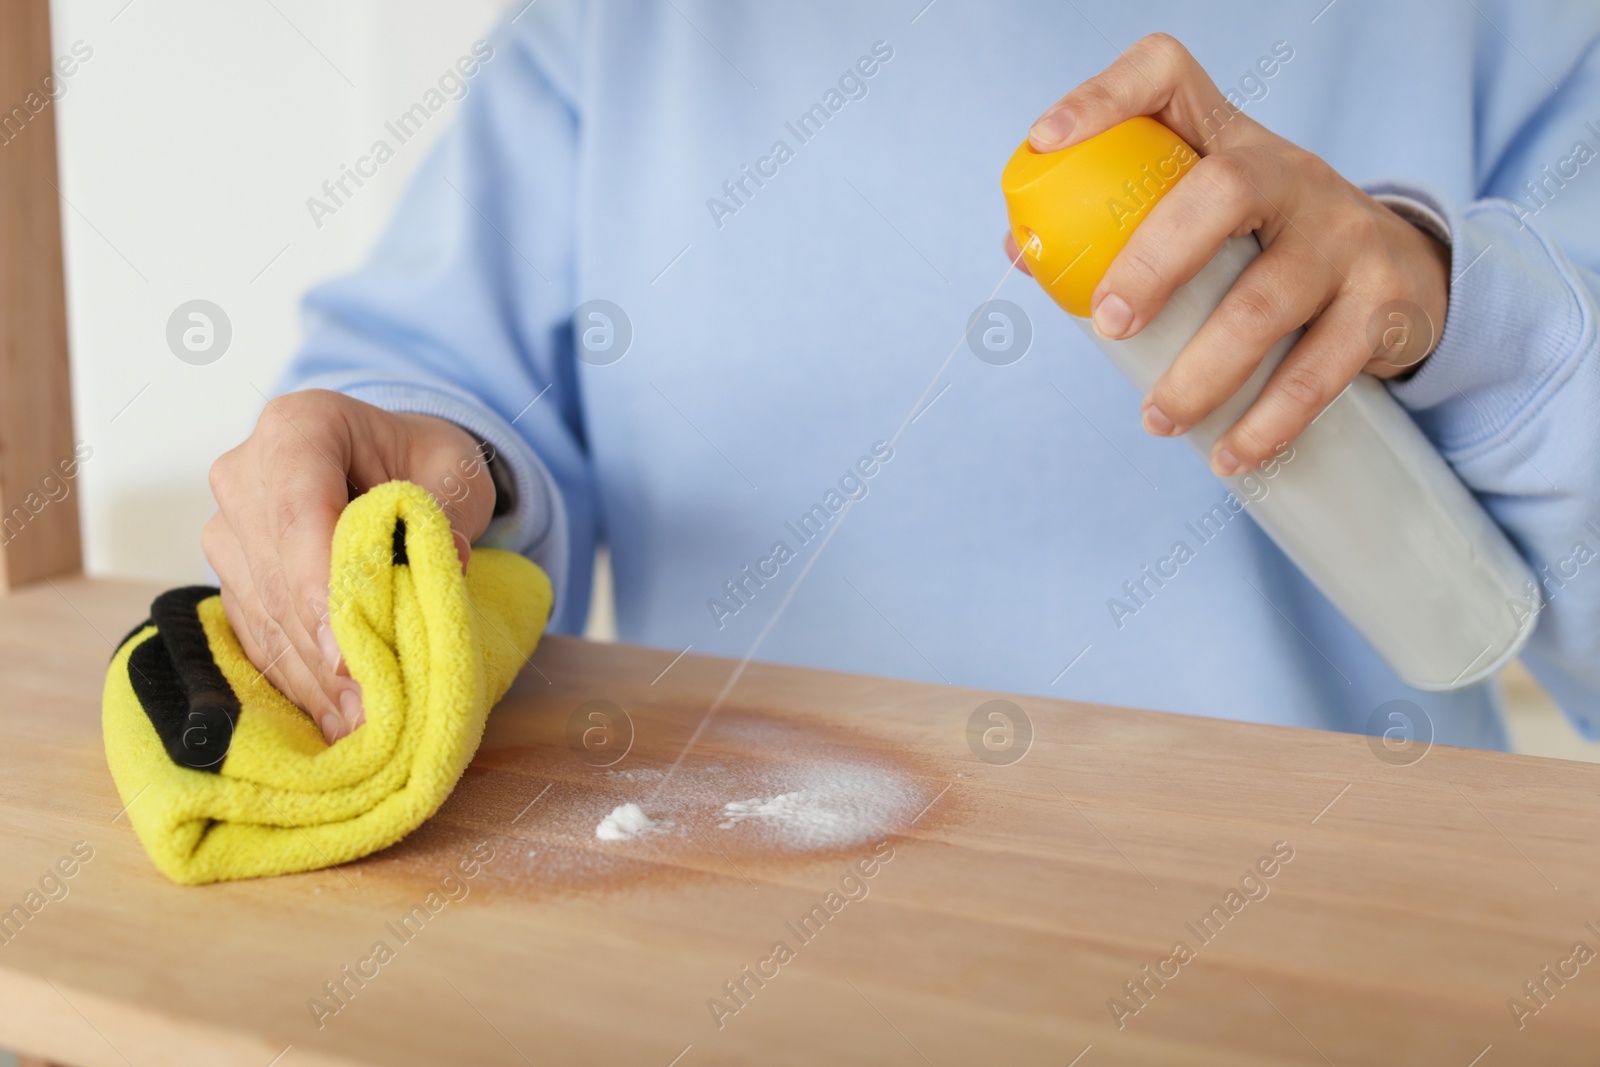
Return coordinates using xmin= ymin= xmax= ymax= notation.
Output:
xmin=401 ymin=419 xmax=498 ymax=575
xmin=434 ymin=451 xmax=497 ymax=575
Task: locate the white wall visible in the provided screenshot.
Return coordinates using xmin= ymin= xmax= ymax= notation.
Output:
xmin=51 ymin=0 xmax=503 ymax=583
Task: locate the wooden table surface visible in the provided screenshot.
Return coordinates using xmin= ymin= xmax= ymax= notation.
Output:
xmin=2 ymin=576 xmax=1599 ymax=1066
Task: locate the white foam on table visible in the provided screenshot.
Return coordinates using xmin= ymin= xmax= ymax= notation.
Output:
xmin=593 ymin=760 xmax=919 ymax=850
xmin=594 ymin=802 xmax=655 ymax=841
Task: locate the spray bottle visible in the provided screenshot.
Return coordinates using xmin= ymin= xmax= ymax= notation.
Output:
xmin=1001 ymin=117 xmax=1535 ymax=690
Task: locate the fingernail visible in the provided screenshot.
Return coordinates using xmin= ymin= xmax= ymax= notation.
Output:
xmin=1142 ymin=403 xmax=1176 ymax=436
xmin=320 ymin=712 xmax=342 ymax=744
xmin=316 ymin=621 xmax=341 ymax=672
xmin=340 ymin=683 xmax=365 ymax=733
xmin=1092 ymin=294 xmax=1133 ymax=340
xmin=1213 ymin=448 xmax=1242 ymax=476
xmin=1029 ymin=108 xmax=1075 ymax=147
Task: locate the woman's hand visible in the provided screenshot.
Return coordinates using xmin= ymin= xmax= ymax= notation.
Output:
xmin=1005 ymin=33 xmax=1450 ymax=476
xmin=203 ymin=391 xmax=496 ymax=743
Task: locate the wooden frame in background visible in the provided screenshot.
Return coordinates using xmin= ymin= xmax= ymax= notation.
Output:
xmin=0 ymin=0 xmax=82 ymax=593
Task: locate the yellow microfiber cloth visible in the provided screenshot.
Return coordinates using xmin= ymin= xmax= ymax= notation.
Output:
xmin=102 ymin=480 xmax=553 ymax=885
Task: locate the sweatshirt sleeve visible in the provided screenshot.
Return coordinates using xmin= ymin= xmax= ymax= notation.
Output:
xmin=273 ymin=10 xmax=595 ymax=634
xmin=1365 ymin=35 xmax=1600 ymax=735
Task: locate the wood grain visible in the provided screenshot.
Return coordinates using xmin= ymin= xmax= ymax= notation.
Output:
xmin=2 ymin=576 xmax=1599 ymax=1066
xmin=0 ymin=0 xmax=82 ymax=593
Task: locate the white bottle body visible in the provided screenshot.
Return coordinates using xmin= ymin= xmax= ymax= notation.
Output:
xmin=1082 ymin=236 xmax=1537 ymax=690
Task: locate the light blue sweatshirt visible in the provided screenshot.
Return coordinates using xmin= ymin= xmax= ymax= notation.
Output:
xmin=281 ymin=0 xmax=1600 ymax=750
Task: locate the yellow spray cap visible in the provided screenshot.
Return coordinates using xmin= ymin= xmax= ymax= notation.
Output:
xmin=1002 ymin=116 xmax=1200 ymax=317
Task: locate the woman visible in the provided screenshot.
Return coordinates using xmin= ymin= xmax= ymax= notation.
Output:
xmin=203 ymin=1 xmax=1600 ymax=752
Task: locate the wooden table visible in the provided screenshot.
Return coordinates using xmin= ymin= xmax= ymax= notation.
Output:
xmin=2 ymin=577 xmax=1598 ymax=1066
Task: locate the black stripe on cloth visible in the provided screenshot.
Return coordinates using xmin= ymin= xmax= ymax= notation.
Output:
xmin=126 ymin=586 xmax=239 ymax=773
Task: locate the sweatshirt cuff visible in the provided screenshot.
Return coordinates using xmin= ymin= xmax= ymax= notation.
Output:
xmin=289 ymin=371 xmax=572 ymax=626
xmin=1363 ymin=180 xmax=1594 ymax=455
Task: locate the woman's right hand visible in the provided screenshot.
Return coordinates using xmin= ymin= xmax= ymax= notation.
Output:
xmin=203 ymin=390 xmax=497 ymax=744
